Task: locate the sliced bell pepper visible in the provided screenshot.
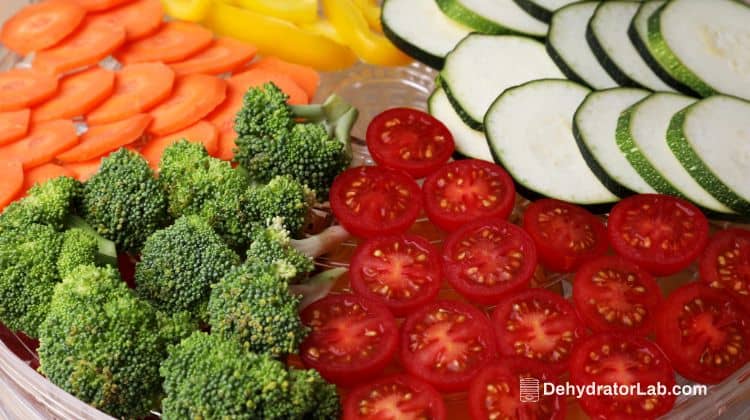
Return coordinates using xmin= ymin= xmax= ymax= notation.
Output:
xmin=234 ymin=0 xmax=318 ymax=24
xmin=352 ymin=0 xmax=382 ymax=32
xmin=300 ymin=20 xmax=347 ymax=45
xmin=161 ymin=0 xmax=213 ymax=22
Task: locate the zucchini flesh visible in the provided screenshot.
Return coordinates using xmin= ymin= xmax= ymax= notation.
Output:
xmin=428 ymin=87 xmax=493 ymax=161
xmin=436 ymin=0 xmax=548 ymax=37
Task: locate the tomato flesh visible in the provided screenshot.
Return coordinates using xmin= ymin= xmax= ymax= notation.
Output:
xmin=400 ymin=300 xmax=497 ymax=392
xmin=608 ymin=194 xmax=708 ymax=276
xmin=700 ymin=228 xmax=750 ymax=309
xmin=443 ymin=218 xmax=537 ymax=305
xmin=330 ymin=166 xmax=422 ymax=238
xmin=422 ymin=159 xmax=516 ymax=232
xmin=366 ymin=107 xmax=455 ymax=178
xmin=343 ymin=374 xmax=446 ymax=420
xmin=522 ymin=199 xmax=608 ymax=273
xmin=300 ymin=294 xmax=399 ymax=386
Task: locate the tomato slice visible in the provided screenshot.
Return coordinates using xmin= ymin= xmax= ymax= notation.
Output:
xmin=400 ymin=300 xmax=497 ymax=392
xmin=491 ymin=289 xmax=585 ymax=373
xmin=442 ymin=218 xmax=537 ymax=305
xmin=366 ymin=108 xmax=454 ymax=179
xmin=330 ymin=165 xmax=422 ymax=238
xmin=350 ymin=233 xmax=442 ymax=316
xmin=573 ymin=256 xmax=662 ymax=335
xmin=468 ymin=358 xmax=566 ymax=420
xmin=522 ymin=199 xmax=608 ymax=273
xmin=654 ymin=282 xmax=750 ymax=384
xmin=570 ymin=333 xmax=676 ymax=419
xmin=343 ymin=374 xmax=446 ymax=420
xmin=700 ymin=228 xmax=750 ymax=309
xmin=422 ymin=159 xmax=516 ymax=232
xmin=300 ymin=293 xmax=399 ymax=386
xmin=608 ymin=194 xmax=708 ymax=276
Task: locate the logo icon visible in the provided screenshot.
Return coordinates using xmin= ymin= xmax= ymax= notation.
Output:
xmin=519 ymin=377 xmax=540 ymax=403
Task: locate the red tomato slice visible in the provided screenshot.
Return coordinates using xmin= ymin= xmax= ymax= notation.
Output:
xmin=343 ymin=374 xmax=446 ymax=420
xmin=573 ymin=256 xmax=662 ymax=335
xmin=422 ymin=159 xmax=516 ymax=232
xmin=400 ymin=300 xmax=497 ymax=392
xmin=570 ymin=333 xmax=676 ymax=419
xmin=330 ymin=165 xmax=422 ymax=238
xmin=442 ymin=218 xmax=537 ymax=305
xmin=654 ymin=282 xmax=750 ymax=384
xmin=468 ymin=358 xmax=566 ymax=420
xmin=608 ymin=194 xmax=708 ymax=276
xmin=700 ymin=228 xmax=750 ymax=309
xmin=522 ymin=199 xmax=608 ymax=273
xmin=492 ymin=289 xmax=585 ymax=373
xmin=300 ymin=293 xmax=398 ymax=386
xmin=350 ymin=233 xmax=442 ymax=316
xmin=366 ymin=108 xmax=454 ymax=178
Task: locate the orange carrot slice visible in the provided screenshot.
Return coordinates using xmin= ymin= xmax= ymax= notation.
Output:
xmin=0 ymin=160 xmax=24 ymax=210
xmin=34 ymin=18 xmax=126 ymax=75
xmin=0 ymin=109 xmax=31 ymax=146
xmin=72 ymin=0 xmax=131 ymax=12
xmin=148 ymin=74 xmax=226 ymax=136
xmin=57 ymin=114 xmax=151 ymax=163
xmin=32 ymin=67 xmax=115 ymax=123
xmin=206 ymin=84 xmax=243 ymax=137
xmin=247 ymin=56 xmax=320 ymax=99
xmin=62 ymin=157 xmax=102 ymax=181
xmin=142 ymin=120 xmax=219 ymax=169
xmin=116 ymin=21 xmax=213 ymax=65
xmin=23 ymin=163 xmax=75 ymax=191
xmin=87 ymin=62 xmax=175 ymax=125
xmin=89 ymin=0 xmax=164 ymax=41
xmin=0 ymin=120 xmax=78 ymax=169
xmin=0 ymin=69 xmax=58 ymax=112
xmin=170 ymin=38 xmax=257 ymax=76
xmin=229 ymin=69 xmax=309 ymax=105
xmin=215 ymin=129 xmax=238 ymax=161
xmin=0 ymin=0 xmax=87 ymax=55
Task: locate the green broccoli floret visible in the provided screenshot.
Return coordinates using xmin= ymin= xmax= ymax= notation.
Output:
xmin=81 ymin=149 xmax=169 ymax=252
xmin=233 ymin=82 xmax=294 ymax=140
xmin=63 ymin=215 xmax=118 ymax=268
xmin=245 ymin=175 xmax=316 ymax=237
xmin=0 ymin=176 xmax=80 ymax=230
xmin=56 ymin=228 xmax=98 ymax=279
xmin=246 ymin=217 xmax=314 ymax=278
xmin=136 ymin=215 xmax=240 ymax=317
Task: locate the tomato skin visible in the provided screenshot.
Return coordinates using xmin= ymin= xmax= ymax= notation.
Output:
xmin=607 ymin=194 xmax=709 ymax=276
xmin=400 ymin=300 xmax=497 ymax=392
xmin=573 ymin=256 xmax=662 ymax=335
xmin=300 ymin=294 xmax=399 ymax=386
xmin=330 ymin=165 xmax=422 ymax=238
xmin=422 ymin=159 xmax=516 ymax=232
xmin=443 ymin=218 xmax=537 ymax=305
xmin=522 ymin=199 xmax=608 ymax=273
xmin=343 ymin=374 xmax=446 ymax=420
xmin=366 ymin=108 xmax=455 ymax=179
xmin=654 ymin=282 xmax=750 ymax=384
xmin=700 ymin=228 xmax=750 ymax=310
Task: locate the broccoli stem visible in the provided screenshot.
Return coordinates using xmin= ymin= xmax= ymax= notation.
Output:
xmin=290 ymin=94 xmax=359 ymax=161
xmin=64 ymin=215 xmax=118 ymax=267
xmin=290 ymin=225 xmax=350 ymax=258
xmin=290 ymin=268 xmax=348 ymax=310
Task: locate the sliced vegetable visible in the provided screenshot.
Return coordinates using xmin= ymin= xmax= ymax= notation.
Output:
xmin=57 ymin=114 xmax=151 ymax=163
xmin=22 ymin=163 xmax=76 ymax=192
xmin=72 ymin=0 xmax=130 ymax=11
xmin=0 ymin=0 xmax=86 ymax=55
xmin=700 ymin=228 xmax=750 ymax=309
xmin=427 ymin=87 xmax=491 ymax=161
xmin=235 ymin=0 xmax=318 ymax=24
xmin=0 ymin=69 xmax=58 ymax=112
xmin=170 ymin=38 xmax=257 ymax=76
xmin=32 ymin=67 xmax=115 ymax=123
xmin=229 ymin=69 xmax=309 ymax=105
xmin=435 ymin=0 xmax=549 ymax=37
xmin=247 ymin=56 xmax=320 ymax=99
xmin=160 ymin=0 xmax=212 ymax=22
xmin=141 ymin=120 xmax=219 ymax=169
xmin=343 ymin=374 xmax=446 ymax=420
xmin=205 ymin=85 xmax=243 ymax=144
xmin=352 ymin=0 xmax=382 ymax=32
xmin=148 ymin=74 xmax=226 ymax=136
xmin=215 ymin=131 xmax=237 ymax=161
xmin=89 ymin=0 xmax=164 ymax=41
xmin=115 ymin=22 xmax=213 ymax=65
xmin=0 ymin=119 xmax=78 ymax=169
xmin=0 ymin=160 xmax=24 ymax=210
xmin=514 ymin=0 xmax=579 ymax=22
xmin=0 ymin=109 xmax=31 ymax=146
xmin=62 ymin=157 xmax=102 ymax=181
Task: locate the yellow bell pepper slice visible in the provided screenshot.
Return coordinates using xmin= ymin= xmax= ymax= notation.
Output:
xmin=233 ymin=0 xmax=318 ymax=24
xmin=351 ymin=0 xmax=382 ymax=32
xmin=300 ymin=21 xmax=347 ymax=45
xmin=205 ymin=1 xmax=358 ymax=71
xmin=160 ymin=0 xmax=213 ymax=22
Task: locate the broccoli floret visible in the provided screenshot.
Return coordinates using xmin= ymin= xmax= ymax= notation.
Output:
xmin=136 ymin=215 xmax=240 ymax=317
xmin=56 ymin=228 xmax=98 ymax=279
xmin=245 ymin=175 xmax=315 ymax=237
xmin=81 ymin=149 xmax=169 ymax=252
xmin=63 ymin=215 xmax=118 ymax=268
xmin=0 ymin=176 xmax=80 ymax=230
xmin=233 ymin=82 xmax=294 ymax=139
xmin=157 ymin=310 xmax=200 ymax=345
xmin=246 ymin=217 xmax=314 ymax=278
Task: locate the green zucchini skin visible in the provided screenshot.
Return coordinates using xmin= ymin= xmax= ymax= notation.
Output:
xmin=381 ymin=16 xmax=445 ymax=70
xmin=585 ymin=23 xmax=641 ymax=88
xmin=572 ymin=121 xmax=636 ymax=198
xmin=512 ymin=0 xmax=554 ymax=22
xmin=440 ymin=76 xmax=485 ymax=131
xmin=435 ymin=0 xmax=516 ymax=35
xmin=545 ymin=40 xmax=590 ymax=88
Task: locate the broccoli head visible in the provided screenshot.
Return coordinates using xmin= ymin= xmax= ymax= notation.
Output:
xmin=246 ymin=217 xmax=314 ymax=278
xmin=81 ymin=149 xmax=169 ymax=252
xmin=56 ymin=228 xmax=99 ymax=279
xmin=245 ymin=175 xmax=316 ymax=237
xmin=0 ymin=176 xmax=80 ymax=230
xmin=233 ymin=82 xmax=294 ymax=140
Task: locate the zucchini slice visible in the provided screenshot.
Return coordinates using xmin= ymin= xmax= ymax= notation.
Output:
xmin=485 ymin=79 xmax=619 ymax=205
xmin=428 ymin=87 xmax=493 ymax=161
xmin=435 ymin=0 xmax=548 ymax=37
xmin=513 ymin=0 xmax=579 ymax=22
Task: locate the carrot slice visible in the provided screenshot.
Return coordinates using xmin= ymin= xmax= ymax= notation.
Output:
xmin=206 ymin=84 xmax=243 ymax=137
xmin=142 ymin=120 xmax=219 ymax=169
xmin=229 ymin=69 xmax=309 ymax=105
xmin=89 ymin=0 xmax=164 ymax=41
xmin=148 ymin=74 xmax=226 ymax=136
xmin=0 ymin=69 xmax=58 ymax=112
xmin=0 ymin=0 xmax=86 ymax=55
xmin=247 ymin=56 xmax=320 ymax=99
xmin=0 ymin=109 xmax=31 ymax=146
xmin=57 ymin=114 xmax=151 ymax=163
xmin=115 ymin=21 xmax=213 ymax=65
xmin=72 ymin=0 xmax=131 ymax=12
xmin=87 ymin=63 xmax=175 ymax=125
xmin=32 ymin=68 xmax=115 ymax=123
xmin=34 ymin=18 xmax=126 ymax=75
xmin=216 ymin=130 xmax=237 ymax=161
xmin=0 ymin=120 xmax=78 ymax=169
xmin=23 ymin=163 xmax=75 ymax=191
xmin=62 ymin=157 xmax=102 ymax=181
xmin=0 ymin=160 xmax=24 ymax=210
xmin=170 ymin=38 xmax=257 ymax=76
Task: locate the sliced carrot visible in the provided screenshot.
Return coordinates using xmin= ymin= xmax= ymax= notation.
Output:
xmin=87 ymin=63 xmax=175 ymax=125
xmin=141 ymin=120 xmax=218 ymax=169
xmin=0 ymin=160 xmax=24 ymax=210
xmin=247 ymin=56 xmax=320 ymax=99
xmin=0 ymin=69 xmax=58 ymax=112
xmin=207 ymin=84 xmax=243 ymax=136
xmin=62 ymin=157 xmax=102 ymax=181
xmin=229 ymin=69 xmax=309 ymax=105
xmin=115 ymin=21 xmax=214 ymax=65
xmin=34 ymin=18 xmax=126 ymax=75
xmin=72 ymin=0 xmax=131 ymax=12
xmin=148 ymin=74 xmax=226 ymax=136
xmin=57 ymin=114 xmax=151 ymax=163
xmin=89 ymin=0 xmax=164 ymax=41
xmin=23 ymin=163 xmax=75 ymax=191
xmin=170 ymin=38 xmax=257 ymax=76
xmin=0 ymin=120 xmax=78 ymax=169
xmin=216 ymin=129 xmax=237 ymax=161
xmin=32 ymin=68 xmax=115 ymax=123
xmin=0 ymin=0 xmax=87 ymax=55
xmin=0 ymin=110 xmax=31 ymax=146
